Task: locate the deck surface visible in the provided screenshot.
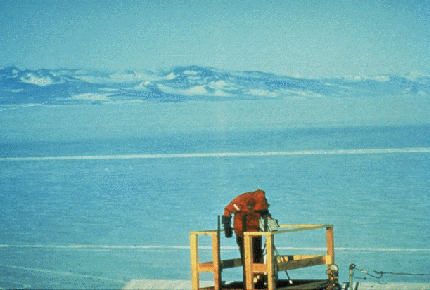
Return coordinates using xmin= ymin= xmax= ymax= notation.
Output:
xmin=200 ymin=279 xmax=330 ymax=289
xmin=122 ymin=279 xmax=430 ymax=289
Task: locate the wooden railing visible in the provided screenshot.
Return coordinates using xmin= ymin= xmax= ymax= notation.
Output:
xmin=243 ymin=225 xmax=335 ymax=290
xmin=190 ymin=224 xmax=335 ymax=290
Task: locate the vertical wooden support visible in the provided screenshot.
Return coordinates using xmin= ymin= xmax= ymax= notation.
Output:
xmin=266 ymin=233 xmax=275 ymax=290
xmin=326 ymin=226 xmax=335 ymax=281
xmin=212 ymin=233 xmax=221 ymax=290
xmin=244 ymin=234 xmax=254 ymax=290
xmin=190 ymin=233 xmax=199 ymax=290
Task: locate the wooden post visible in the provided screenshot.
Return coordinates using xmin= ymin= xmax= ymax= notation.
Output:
xmin=326 ymin=226 xmax=335 ymax=281
xmin=244 ymin=233 xmax=254 ymax=290
xmin=212 ymin=218 xmax=222 ymax=290
xmin=266 ymin=233 xmax=276 ymax=290
xmin=190 ymin=233 xmax=199 ymax=290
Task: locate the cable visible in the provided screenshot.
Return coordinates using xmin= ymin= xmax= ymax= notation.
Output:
xmin=350 ymin=263 xmax=430 ymax=284
xmin=374 ymin=271 xmax=430 ymax=278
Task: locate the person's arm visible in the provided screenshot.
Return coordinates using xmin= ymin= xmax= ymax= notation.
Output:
xmin=222 ymin=196 xmax=242 ymax=238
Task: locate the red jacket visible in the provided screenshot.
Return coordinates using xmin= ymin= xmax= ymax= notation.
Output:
xmin=224 ymin=189 xmax=270 ymax=237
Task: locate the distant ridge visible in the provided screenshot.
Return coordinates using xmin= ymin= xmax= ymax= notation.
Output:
xmin=1 ymin=66 xmax=429 ymax=106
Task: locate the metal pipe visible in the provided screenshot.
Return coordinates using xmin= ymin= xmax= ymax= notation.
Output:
xmin=349 ymin=263 xmax=355 ymax=290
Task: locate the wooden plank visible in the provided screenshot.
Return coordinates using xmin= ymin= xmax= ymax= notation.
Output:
xmin=192 ymin=225 xmax=333 ymax=234
xmin=326 ymin=226 xmax=334 ymax=263
xmin=277 ymin=255 xmax=321 ymax=261
xmin=323 ymin=255 xmax=333 ymax=265
xmin=278 ymin=224 xmax=332 ymax=228
xmin=326 ymin=226 xmax=335 ymax=282
xmin=190 ymin=233 xmax=199 ymax=290
xmin=198 ymin=262 xmax=215 ymax=272
xmin=276 ymin=280 xmax=330 ymax=290
xmin=244 ymin=234 xmax=254 ymax=290
xmin=190 ymin=230 xmax=220 ymax=235
xmin=212 ymin=233 xmax=221 ymax=290
xmin=252 ymin=263 xmax=267 ymax=273
xmin=266 ymin=234 xmax=275 ymax=290
xmin=273 ymin=225 xmax=329 ymax=235
xmin=201 ymin=258 xmax=243 ymax=271
xmin=220 ymin=258 xmax=242 ymax=269
xmin=243 ymin=232 xmax=270 ymax=236
xmin=277 ymin=255 xmax=326 ymax=271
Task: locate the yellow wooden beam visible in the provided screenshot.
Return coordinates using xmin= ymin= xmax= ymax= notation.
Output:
xmin=278 ymin=224 xmax=333 ymax=228
xmin=243 ymin=231 xmax=270 ymax=236
xmin=190 ymin=233 xmax=199 ymax=290
xmin=277 ymin=255 xmax=326 ymax=271
xmin=251 ymin=263 xmax=267 ymax=273
xmin=324 ymin=255 xmax=333 ymax=265
xmin=326 ymin=226 xmax=335 ymax=282
xmin=190 ymin=230 xmax=220 ymax=235
xmin=198 ymin=262 xmax=215 ymax=272
xmin=211 ymin=234 xmax=221 ymax=290
xmin=273 ymin=225 xmax=329 ymax=235
xmin=244 ymin=234 xmax=254 ymax=290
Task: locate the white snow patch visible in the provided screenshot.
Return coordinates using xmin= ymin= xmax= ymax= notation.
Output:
xmin=209 ymin=80 xmax=228 ymax=89
xmin=99 ymin=88 xmax=118 ymax=92
xmin=133 ymin=82 xmax=152 ymax=90
xmin=183 ymin=70 xmax=198 ymax=75
xmin=70 ymin=93 xmax=111 ymax=101
xmin=20 ymin=74 xmax=55 ymax=86
xmin=186 ymin=86 xmax=207 ymax=95
xmin=156 ymin=84 xmax=178 ymax=94
xmin=8 ymin=89 xmax=24 ymax=93
xmin=214 ymin=90 xmax=230 ymax=97
xmin=165 ymin=72 xmax=176 ymax=80
xmin=248 ymin=89 xmax=277 ymax=97
xmin=345 ymin=75 xmax=390 ymax=82
xmin=281 ymin=89 xmax=325 ymax=98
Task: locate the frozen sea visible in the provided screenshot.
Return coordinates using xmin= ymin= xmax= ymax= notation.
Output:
xmin=1 ymin=125 xmax=429 ymax=289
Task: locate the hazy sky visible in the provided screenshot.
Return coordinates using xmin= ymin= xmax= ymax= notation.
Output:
xmin=1 ymin=0 xmax=429 ymax=77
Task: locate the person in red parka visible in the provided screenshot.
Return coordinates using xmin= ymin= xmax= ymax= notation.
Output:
xmin=222 ymin=189 xmax=271 ymax=274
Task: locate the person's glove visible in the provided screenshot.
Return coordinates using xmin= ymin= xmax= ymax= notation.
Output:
xmin=222 ymin=215 xmax=233 ymax=238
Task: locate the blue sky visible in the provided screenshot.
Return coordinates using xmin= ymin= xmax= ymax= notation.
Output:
xmin=1 ymin=0 xmax=429 ymax=77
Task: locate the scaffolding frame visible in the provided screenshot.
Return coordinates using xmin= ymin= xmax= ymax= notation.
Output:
xmin=190 ymin=224 xmax=336 ymax=290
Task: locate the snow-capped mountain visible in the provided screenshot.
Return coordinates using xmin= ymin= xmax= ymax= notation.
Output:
xmin=1 ymin=66 xmax=428 ymax=106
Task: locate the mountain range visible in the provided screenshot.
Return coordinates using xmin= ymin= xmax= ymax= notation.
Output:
xmin=1 ymin=66 xmax=429 ymax=106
